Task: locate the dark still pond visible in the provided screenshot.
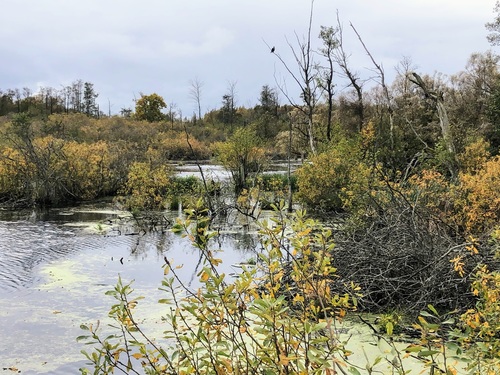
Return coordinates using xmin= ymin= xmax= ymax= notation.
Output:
xmin=0 ymin=204 xmax=258 ymax=374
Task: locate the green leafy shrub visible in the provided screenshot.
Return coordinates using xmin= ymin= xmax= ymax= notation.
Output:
xmin=296 ymin=142 xmax=371 ymax=213
xmin=255 ymin=173 xmax=297 ymax=209
xmin=457 ymin=264 xmax=500 ymax=372
xmin=256 ymin=173 xmax=297 ymax=192
xmin=212 ymin=127 xmax=268 ymax=193
xmin=77 ymin=205 xmax=500 ymax=375
xmin=167 ymin=176 xmax=203 ymax=210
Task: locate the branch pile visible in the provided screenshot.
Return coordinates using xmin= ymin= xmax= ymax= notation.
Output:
xmin=330 ymin=194 xmax=498 ymax=317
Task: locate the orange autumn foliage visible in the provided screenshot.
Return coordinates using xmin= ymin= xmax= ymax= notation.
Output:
xmin=402 ymin=152 xmax=500 ymax=236
xmin=458 ymin=156 xmax=500 ymax=234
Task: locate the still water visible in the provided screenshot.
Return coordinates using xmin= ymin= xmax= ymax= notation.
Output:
xmin=0 ymin=204 xmax=258 ymax=374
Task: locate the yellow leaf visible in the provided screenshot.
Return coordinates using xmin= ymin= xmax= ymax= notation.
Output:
xmin=212 ymin=258 xmax=222 ymax=266
xmin=200 ymin=271 xmax=210 ymax=282
xmin=132 ymin=353 xmax=143 ymax=360
xmin=279 ymin=353 xmax=290 ymax=366
xmin=293 ymin=294 xmax=304 ymax=303
xmin=297 ymin=228 xmax=311 ymax=237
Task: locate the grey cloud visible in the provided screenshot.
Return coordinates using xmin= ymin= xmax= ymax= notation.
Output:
xmin=0 ymin=0 xmax=495 ymax=115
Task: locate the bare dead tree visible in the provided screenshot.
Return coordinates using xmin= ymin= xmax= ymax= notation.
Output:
xmin=220 ymin=81 xmax=238 ymax=131
xmin=189 ymin=77 xmax=204 ymax=122
xmin=168 ymin=101 xmax=177 ymax=130
xmin=350 ymin=23 xmax=394 ymax=147
xmin=333 ymin=12 xmax=364 ymax=132
xmin=270 ymin=0 xmax=319 ymax=155
xmin=394 ymin=56 xmax=416 ymax=97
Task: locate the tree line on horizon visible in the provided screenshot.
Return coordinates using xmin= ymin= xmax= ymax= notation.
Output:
xmin=2 ymin=48 xmax=500 ymax=160
xmin=1 ymin=5 xmax=500 ymax=211
xmin=0 ymin=79 xmax=101 ymax=118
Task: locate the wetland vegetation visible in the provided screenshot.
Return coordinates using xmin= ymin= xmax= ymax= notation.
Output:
xmin=1 ymin=4 xmax=500 ymax=374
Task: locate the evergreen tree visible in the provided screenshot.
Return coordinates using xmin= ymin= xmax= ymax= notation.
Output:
xmin=83 ymin=82 xmax=99 ymax=117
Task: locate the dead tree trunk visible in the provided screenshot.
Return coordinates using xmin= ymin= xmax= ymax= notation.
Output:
xmin=410 ymin=72 xmax=457 ymax=178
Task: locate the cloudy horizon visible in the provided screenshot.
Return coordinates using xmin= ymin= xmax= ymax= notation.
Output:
xmin=1 ymin=0 xmax=497 ymax=117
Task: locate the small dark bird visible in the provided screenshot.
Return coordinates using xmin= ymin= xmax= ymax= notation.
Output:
xmin=270 ymin=46 xmax=275 ymax=53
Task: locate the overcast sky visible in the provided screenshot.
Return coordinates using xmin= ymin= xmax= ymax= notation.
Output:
xmin=0 ymin=0 xmax=497 ymax=117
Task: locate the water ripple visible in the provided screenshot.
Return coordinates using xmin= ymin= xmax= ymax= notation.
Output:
xmin=0 ymin=220 xmax=79 ymax=292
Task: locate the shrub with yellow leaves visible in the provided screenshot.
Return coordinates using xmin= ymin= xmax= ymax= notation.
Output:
xmin=458 ymin=156 xmax=500 ymax=234
xmin=457 ymin=265 xmax=500 ymax=372
xmin=120 ymin=161 xmax=172 ymax=210
xmin=79 ymin=205 xmax=361 ymax=375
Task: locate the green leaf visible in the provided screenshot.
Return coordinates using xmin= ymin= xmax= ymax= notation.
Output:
xmin=404 ymin=345 xmax=424 ymax=353
xmin=386 ymin=321 xmax=394 ymax=335
xmin=427 ymin=304 xmax=439 ymax=316
xmin=446 ymin=342 xmax=461 ymax=355
xmin=348 ymin=366 xmax=362 ymax=375
xmin=312 ymin=321 xmax=328 ymax=332
xmin=476 ymin=342 xmax=490 ymax=352
xmin=372 ymin=356 xmax=383 ymax=366
xmin=419 ymin=350 xmax=440 ymax=357
xmin=427 ymin=323 xmax=440 ymax=331
xmin=419 ymin=310 xmax=434 ymax=318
